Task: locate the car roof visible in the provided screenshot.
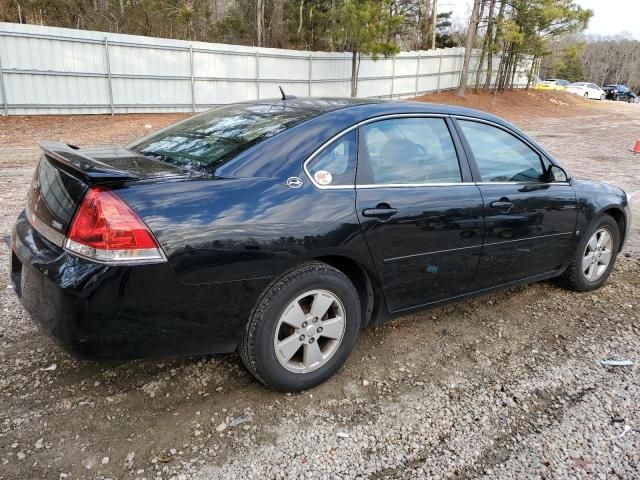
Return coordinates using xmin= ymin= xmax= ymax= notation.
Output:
xmin=241 ymin=97 xmax=508 ymax=124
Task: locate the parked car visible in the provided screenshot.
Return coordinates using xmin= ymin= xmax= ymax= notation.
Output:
xmin=566 ymin=82 xmax=606 ymax=100
xmin=603 ymin=84 xmax=637 ymax=103
xmin=547 ymin=78 xmax=571 ymax=87
xmin=10 ymin=98 xmax=631 ymax=391
xmin=535 ymin=80 xmax=567 ymax=91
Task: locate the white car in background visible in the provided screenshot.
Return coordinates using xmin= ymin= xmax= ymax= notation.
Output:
xmin=566 ymin=82 xmax=606 ymax=100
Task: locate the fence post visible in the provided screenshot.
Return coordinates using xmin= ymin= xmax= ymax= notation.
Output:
xmin=254 ymin=51 xmax=260 ymax=99
xmin=308 ymin=53 xmax=313 ymax=97
xmin=189 ymin=45 xmax=195 ymax=112
xmin=390 ymin=56 xmax=396 ymax=99
xmin=0 ymin=50 xmax=7 ymax=116
xmin=414 ymin=53 xmax=421 ymax=97
xmin=436 ymin=52 xmax=443 ymax=93
xmin=103 ymin=37 xmax=114 ymax=116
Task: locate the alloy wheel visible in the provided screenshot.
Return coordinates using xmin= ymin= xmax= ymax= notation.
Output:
xmin=273 ymin=289 xmax=346 ymax=373
xmin=582 ymin=228 xmax=613 ymax=281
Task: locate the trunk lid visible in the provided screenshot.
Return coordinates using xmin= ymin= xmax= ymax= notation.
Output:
xmin=26 ymin=142 xmax=195 ymax=247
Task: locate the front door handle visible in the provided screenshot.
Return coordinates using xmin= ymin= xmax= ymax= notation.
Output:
xmin=490 ymin=201 xmax=514 ymax=209
xmin=362 ymin=208 xmax=398 ymax=218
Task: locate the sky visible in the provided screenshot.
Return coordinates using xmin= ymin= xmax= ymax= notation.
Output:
xmin=443 ymin=0 xmax=639 ymax=40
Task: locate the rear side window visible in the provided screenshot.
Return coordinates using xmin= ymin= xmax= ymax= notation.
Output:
xmin=458 ymin=120 xmax=544 ymax=182
xmin=306 ymin=131 xmax=357 ymax=186
xmin=359 ymin=118 xmax=461 ymax=185
xmin=128 ymin=104 xmax=318 ymax=173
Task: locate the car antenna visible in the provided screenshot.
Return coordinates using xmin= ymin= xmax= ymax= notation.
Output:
xmin=278 ymin=85 xmax=297 ymax=101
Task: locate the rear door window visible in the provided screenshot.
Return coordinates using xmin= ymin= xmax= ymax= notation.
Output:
xmin=358 ymin=117 xmax=461 ymax=185
xmin=306 ymin=131 xmax=357 ymax=186
xmin=457 ymin=120 xmax=545 ymax=182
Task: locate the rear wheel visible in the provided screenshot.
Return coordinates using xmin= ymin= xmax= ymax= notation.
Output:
xmin=240 ymin=262 xmax=361 ymax=391
xmin=557 ymin=215 xmax=620 ymax=292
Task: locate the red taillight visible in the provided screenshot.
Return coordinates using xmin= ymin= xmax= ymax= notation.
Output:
xmin=65 ymin=187 xmax=165 ymax=263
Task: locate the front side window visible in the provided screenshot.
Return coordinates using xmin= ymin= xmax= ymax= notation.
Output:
xmin=306 ymin=131 xmax=357 ymax=186
xmin=458 ymin=120 xmax=545 ymax=182
xmin=359 ymin=118 xmax=461 ymax=185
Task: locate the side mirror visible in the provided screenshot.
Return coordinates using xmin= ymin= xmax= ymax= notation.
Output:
xmin=546 ymin=165 xmax=569 ymax=182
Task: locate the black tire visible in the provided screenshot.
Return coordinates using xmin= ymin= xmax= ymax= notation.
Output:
xmin=239 ymin=262 xmax=361 ymax=391
xmin=557 ymin=215 xmax=620 ymax=292
xmin=584 ymin=92 xmax=589 ymax=98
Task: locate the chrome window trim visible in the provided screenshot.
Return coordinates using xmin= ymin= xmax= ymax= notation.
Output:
xmin=356 ymin=182 xmax=473 ymax=189
xmin=303 ymin=113 xmax=450 ymax=190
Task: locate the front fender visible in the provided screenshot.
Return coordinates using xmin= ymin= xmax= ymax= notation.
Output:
xmin=572 ymin=179 xmax=631 ymax=248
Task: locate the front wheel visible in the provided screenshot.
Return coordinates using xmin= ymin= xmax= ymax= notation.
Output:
xmin=584 ymin=92 xmax=589 ymax=98
xmin=600 ymin=94 xmax=605 ymax=101
xmin=240 ymin=262 xmax=361 ymax=391
xmin=557 ymin=215 xmax=620 ymax=292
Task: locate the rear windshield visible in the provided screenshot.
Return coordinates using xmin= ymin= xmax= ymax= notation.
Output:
xmin=128 ymin=103 xmax=318 ymax=172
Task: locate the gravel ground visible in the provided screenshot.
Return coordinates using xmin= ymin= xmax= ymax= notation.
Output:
xmin=0 ymin=97 xmax=638 ymax=480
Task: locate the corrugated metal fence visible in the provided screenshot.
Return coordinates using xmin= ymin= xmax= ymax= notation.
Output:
xmin=0 ymin=22 xmax=530 ymax=115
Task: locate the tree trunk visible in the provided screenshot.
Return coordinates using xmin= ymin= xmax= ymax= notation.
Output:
xmin=476 ymin=0 xmax=495 ymax=89
xmin=509 ymin=54 xmax=518 ymax=89
xmin=526 ymin=55 xmax=537 ymax=89
xmin=431 ymin=0 xmax=437 ymax=49
xmin=256 ymin=0 xmax=264 ymax=47
xmin=351 ymin=51 xmax=359 ymax=97
xmin=270 ymin=0 xmax=285 ymax=48
xmin=297 ymin=0 xmax=304 ymax=36
xmin=422 ymin=0 xmax=432 ymax=49
xmin=485 ymin=0 xmax=505 ymax=90
xmin=457 ymin=0 xmax=482 ymax=97
xmin=119 ymin=0 xmax=124 ymax=16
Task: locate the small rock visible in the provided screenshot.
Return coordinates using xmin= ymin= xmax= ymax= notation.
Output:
xmin=17 ymin=452 xmax=26 ymax=461
xmin=101 ymin=456 xmax=109 ymax=465
xmin=230 ymin=415 xmax=252 ymax=427
xmin=34 ymin=438 xmax=44 ymax=449
xmin=216 ymin=422 xmax=227 ymax=432
xmin=362 ymin=380 xmax=370 ymax=386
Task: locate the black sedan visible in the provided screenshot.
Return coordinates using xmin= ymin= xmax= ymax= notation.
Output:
xmin=603 ymin=84 xmax=637 ymax=103
xmin=10 ymin=98 xmax=631 ymax=391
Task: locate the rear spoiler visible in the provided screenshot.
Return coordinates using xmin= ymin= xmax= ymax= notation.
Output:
xmin=39 ymin=142 xmax=139 ymax=184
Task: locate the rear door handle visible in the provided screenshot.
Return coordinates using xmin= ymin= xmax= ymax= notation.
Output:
xmin=362 ymin=208 xmax=398 ymax=218
xmin=490 ymin=201 xmax=514 ymax=209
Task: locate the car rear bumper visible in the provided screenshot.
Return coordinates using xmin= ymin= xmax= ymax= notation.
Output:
xmin=10 ymin=211 xmax=270 ymax=360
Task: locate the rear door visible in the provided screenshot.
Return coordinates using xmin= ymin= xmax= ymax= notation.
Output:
xmin=454 ymin=118 xmax=577 ymax=288
xmin=355 ymin=116 xmax=484 ymax=312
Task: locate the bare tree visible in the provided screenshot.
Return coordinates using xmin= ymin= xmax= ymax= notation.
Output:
xmin=457 ymin=0 xmax=482 ymax=96
xmin=256 ymin=0 xmax=265 ymax=47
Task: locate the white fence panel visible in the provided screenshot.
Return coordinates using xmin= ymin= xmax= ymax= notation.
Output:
xmin=0 ymin=22 xmax=532 ymax=115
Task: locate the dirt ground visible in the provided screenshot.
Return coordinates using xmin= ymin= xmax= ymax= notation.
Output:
xmin=0 ymin=92 xmax=638 ymax=480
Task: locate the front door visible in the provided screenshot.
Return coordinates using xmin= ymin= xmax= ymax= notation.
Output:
xmin=355 ymin=116 xmax=484 ymax=312
xmin=455 ymin=118 xmax=578 ymax=287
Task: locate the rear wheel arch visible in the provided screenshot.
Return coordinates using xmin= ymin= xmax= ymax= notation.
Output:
xmin=312 ymin=255 xmax=380 ymax=328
